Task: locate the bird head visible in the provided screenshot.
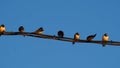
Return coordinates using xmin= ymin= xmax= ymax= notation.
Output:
xmin=1 ymin=24 xmax=5 ymax=27
xmin=104 ymin=33 xmax=108 ymax=36
xmin=76 ymin=32 xmax=79 ymax=35
xmin=58 ymin=30 xmax=63 ymax=33
xmin=20 ymin=26 xmax=24 ymax=28
xmin=39 ymin=27 xmax=44 ymax=31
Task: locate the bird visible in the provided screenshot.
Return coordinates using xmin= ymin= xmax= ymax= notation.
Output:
xmin=19 ymin=26 xmax=24 ymax=33
xmin=102 ymin=33 xmax=109 ymax=47
xmin=86 ymin=34 xmax=96 ymax=41
xmin=18 ymin=26 xmax=25 ymax=37
xmin=35 ymin=27 xmax=44 ymax=34
xmin=0 ymin=24 xmax=6 ymax=35
xmin=58 ymin=30 xmax=64 ymax=38
xmin=72 ymin=32 xmax=80 ymax=44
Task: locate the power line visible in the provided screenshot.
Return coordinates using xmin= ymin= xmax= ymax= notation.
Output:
xmin=1 ymin=32 xmax=120 ymax=46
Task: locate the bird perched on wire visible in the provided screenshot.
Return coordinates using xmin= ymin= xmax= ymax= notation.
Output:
xmin=58 ymin=30 xmax=64 ymax=38
xmin=35 ymin=27 xmax=44 ymax=35
xmin=72 ymin=32 xmax=80 ymax=44
xmin=18 ymin=26 xmax=25 ymax=37
xmin=0 ymin=24 xmax=6 ymax=35
xmin=19 ymin=26 xmax=24 ymax=33
xmin=86 ymin=34 xmax=96 ymax=41
xmin=102 ymin=33 xmax=109 ymax=47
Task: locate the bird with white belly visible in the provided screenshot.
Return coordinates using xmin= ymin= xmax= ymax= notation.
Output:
xmin=0 ymin=24 xmax=6 ymax=35
xmin=102 ymin=33 xmax=109 ymax=47
xmin=72 ymin=32 xmax=80 ymax=44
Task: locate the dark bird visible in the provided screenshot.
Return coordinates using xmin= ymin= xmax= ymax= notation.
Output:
xmin=102 ymin=33 xmax=109 ymax=47
xmin=19 ymin=26 xmax=24 ymax=33
xmin=0 ymin=24 xmax=6 ymax=35
xmin=58 ymin=30 xmax=64 ymax=38
xmin=18 ymin=26 xmax=25 ymax=37
xmin=72 ymin=32 xmax=80 ymax=44
xmin=35 ymin=27 xmax=44 ymax=34
xmin=87 ymin=34 xmax=96 ymax=41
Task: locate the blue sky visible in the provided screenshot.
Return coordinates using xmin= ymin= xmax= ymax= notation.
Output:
xmin=0 ymin=0 xmax=120 ymax=68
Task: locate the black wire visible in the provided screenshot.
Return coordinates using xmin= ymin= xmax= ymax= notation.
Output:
xmin=1 ymin=32 xmax=120 ymax=46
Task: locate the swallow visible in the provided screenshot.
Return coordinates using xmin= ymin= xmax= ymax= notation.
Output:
xmin=72 ymin=32 xmax=80 ymax=44
xmin=58 ymin=30 xmax=64 ymax=38
xmin=19 ymin=26 xmax=24 ymax=33
xmin=102 ymin=33 xmax=109 ymax=47
xmin=0 ymin=24 xmax=6 ymax=35
xmin=18 ymin=26 xmax=25 ymax=37
xmin=35 ymin=27 xmax=44 ymax=34
xmin=87 ymin=34 xmax=96 ymax=41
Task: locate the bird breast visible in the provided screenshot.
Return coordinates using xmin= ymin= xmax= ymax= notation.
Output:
xmin=37 ymin=31 xmax=43 ymax=34
xmin=102 ymin=36 xmax=109 ymax=41
xmin=0 ymin=26 xmax=5 ymax=32
xmin=75 ymin=35 xmax=80 ymax=39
